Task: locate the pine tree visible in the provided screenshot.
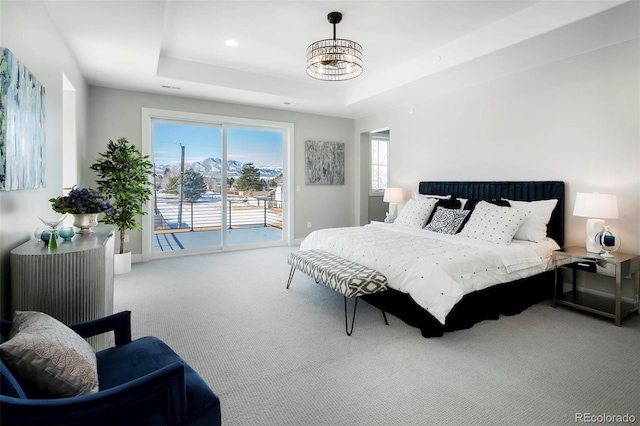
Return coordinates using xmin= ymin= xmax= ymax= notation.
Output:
xmin=182 ymin=169 xmax=207 ymax=202
xmin=164 ymin=176 xmax=180 ymax=194
xmin=234 ymin=163 xmax=263 ymax=191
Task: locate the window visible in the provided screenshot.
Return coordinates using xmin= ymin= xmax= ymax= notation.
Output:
xmin=370 ymin=133 xmax=389 ymax=195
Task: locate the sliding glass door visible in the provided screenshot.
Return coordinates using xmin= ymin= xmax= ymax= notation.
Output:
xmin=226 ymin=127 xmax=284 ymax=246
xmin=148 ymin=115 xmax=286 ymax=256
xmin=152 ymin=121 xmax=223 ymax=252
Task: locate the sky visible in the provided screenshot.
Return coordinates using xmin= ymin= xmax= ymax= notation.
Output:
xmin=153 ymin=122 xmax=283 ymax=167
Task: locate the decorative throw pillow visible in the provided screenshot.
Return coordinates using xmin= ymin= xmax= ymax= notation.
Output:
xmin=425 ymin=198 xmax=462 ymax=226
xmin=505 ymin=199 xmax=558 ymax=242
xmin=0 ymin=311 xmax=99 ymax=397
xmin=459 ymin=201 xmax=526 ymax=245
xmin=394 ymin=197 xmax=438 ymax=228
xmin=425 ymin=207 xmax=470 ymax=234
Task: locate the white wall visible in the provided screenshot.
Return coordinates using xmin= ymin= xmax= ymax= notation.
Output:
xmin=355 ymin=39 xmax=640 ymax=255
xmin=0 ymin=1 xmax=89 ymax=318
xmin=86 ymin=86 xmax=355 ymax=256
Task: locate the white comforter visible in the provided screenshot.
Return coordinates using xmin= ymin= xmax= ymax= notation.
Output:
xmin=300 ymin=223 xmax=559 ymax=324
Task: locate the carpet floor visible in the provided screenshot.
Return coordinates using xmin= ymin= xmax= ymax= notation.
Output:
xmin=114 ymin=246 xmax=640 ymax=426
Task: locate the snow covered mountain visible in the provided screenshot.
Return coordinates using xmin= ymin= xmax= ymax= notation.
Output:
xmin=155 ymin=158 xmax=282 ymax=179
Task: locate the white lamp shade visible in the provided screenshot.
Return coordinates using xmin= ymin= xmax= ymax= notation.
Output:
xmin=573 ymin=193 xmax=618 ymax=219
xmin=383 ymin=188 xmax=404 ymax=203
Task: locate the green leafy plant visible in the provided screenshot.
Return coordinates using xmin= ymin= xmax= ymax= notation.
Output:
xmin=90 ymin=138 xmax=153 ymax=254
xmin=49 ymin=187 xmax=114 ymax=214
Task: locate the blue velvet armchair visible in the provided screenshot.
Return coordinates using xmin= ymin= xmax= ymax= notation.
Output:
xmin=0 ymin=311 xmax=221 ymax=426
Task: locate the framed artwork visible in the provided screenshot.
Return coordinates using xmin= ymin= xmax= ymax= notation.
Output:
xmin=305 ymin=140 xmax=344 ymax=185
xmin=0 ymin=47 xmax=46 ymax=191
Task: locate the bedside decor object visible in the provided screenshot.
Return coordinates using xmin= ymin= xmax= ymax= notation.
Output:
xmin=306 ymin=12 xmax=363 ymax=81
xmin=383 ymin=187 xmax=404 ymax=222
xmin=50 ymin=187 xmax=113 ymax=233
xmin=71 ymin=213 xmax=100 ymax=234
xmin=596 ymin=225 xmax=620 ymax=257
xmin=90 ymin=138 xmax=153 ymax=274
xmin=38 ymin=214 xmax=67 ymax=250
xmin=0 ymin=48 xmax=46 ymax=191
xmin=572 ymin=192 xmax=618 ymax=254
xmin=34 ymin=227 xmax=50 ymax=244
xmin=58 ymin=226 xmax=75 ymax=242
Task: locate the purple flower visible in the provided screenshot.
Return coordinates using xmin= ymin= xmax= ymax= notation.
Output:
xmin=50 ymin=187 xmax=115 ymax=214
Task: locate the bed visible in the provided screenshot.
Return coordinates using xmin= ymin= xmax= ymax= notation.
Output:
xmin=300 ymin=181 xmax=565 ymax=337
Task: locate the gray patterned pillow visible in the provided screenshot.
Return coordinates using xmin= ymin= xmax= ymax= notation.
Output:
xmin=425 ymin=207 xmax=470 ymax=234
xmin=394 ymin=198 xmax=438 ymax=228
xmin=0 ymin=311 xmax=99 ymax=397
xmin=459 ymin=201 xmax=526 ymax=244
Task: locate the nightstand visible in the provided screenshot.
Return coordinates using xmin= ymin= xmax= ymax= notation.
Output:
xmin=553 ymin=246 xmax=640 ymax=326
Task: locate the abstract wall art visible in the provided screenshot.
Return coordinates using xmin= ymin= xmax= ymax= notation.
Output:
xmin=0 ymin=47 xmax=46 ymax=191
xmin=305 ymin=140 xmax=344 ymax=185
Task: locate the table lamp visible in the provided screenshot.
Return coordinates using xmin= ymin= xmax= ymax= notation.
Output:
xmin=383 ymin=188 xmax=404 ymax=222
xmin=573 ymin=192 xmax=618 ymax=254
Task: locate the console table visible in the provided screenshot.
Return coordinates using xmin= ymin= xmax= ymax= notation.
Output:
xmin=10 ymin=226 xmax=115 ymax=349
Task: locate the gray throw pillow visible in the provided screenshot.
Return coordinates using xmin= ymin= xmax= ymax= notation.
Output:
xmin=0 ymin=311 xmax=99 ymax=397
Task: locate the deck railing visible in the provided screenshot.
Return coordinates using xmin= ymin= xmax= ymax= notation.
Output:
xmin=154 ymin=193 xmax=282 ymax=232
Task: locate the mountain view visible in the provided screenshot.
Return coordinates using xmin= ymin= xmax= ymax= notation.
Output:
xmin=155 ymin=158 xmax=283 ymax=179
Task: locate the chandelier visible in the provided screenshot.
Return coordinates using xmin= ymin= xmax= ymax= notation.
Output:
xmin=306 ymin=12 xmax=363 ymax=81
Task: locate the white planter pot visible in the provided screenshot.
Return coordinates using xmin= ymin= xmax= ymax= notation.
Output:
xmin=114 ymin=251 xmax=131 ymax=274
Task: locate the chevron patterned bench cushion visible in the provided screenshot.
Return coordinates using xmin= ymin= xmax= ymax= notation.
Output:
xmin=287 ymin=250 xmax=388 ymax=298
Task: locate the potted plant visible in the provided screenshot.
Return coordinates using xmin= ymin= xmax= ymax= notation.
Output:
xmin=90 ymin=138 xmax=153 ymax=274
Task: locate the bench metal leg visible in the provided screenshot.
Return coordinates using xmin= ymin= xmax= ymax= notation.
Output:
xmin=344 ymin=296 xmax=358 ymax=336
xmin=286 ymin=266 xmax=296 ymax=289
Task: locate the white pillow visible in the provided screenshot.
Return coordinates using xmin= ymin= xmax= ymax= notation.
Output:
xmin=459 ymin=201 xmax=526 ymax=245
xmin=0 ymin=311 xmax=99 ymax=397
xmin=395 ymin=197 xmax=438 ymax=228
xmin=506 ymin=199 xmax=558 ymax=242
xmin=414 ymin=193 xmax=451 ymax=200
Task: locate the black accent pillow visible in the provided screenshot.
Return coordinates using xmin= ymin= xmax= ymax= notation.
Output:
xmin=463 ymin=198 xmax=510 ymax=211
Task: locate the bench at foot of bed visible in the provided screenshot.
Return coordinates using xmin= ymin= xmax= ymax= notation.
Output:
xmin=286 ymin=249 xmax=389 ymax=336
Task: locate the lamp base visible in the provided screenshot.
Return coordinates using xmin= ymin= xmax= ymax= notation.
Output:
xmin=585 ymin=218 xmax=604 ymax=254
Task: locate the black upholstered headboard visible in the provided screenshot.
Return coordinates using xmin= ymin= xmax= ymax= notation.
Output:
xmin=418 ymin=181 xmax=565 ymax=247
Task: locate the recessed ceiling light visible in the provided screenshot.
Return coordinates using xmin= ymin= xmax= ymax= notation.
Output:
xmin=225 ymin=39 xmax=239 ymax=47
